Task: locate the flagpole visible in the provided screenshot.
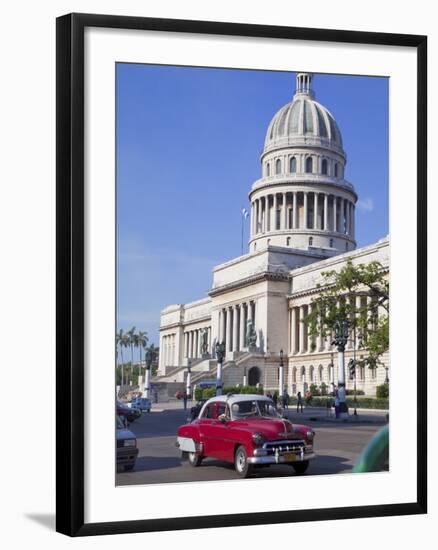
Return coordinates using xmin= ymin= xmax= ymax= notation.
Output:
xmin=241 ymin=211 xmax=244 ymax=256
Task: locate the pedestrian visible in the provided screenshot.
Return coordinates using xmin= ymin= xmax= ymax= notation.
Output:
xmin=296 ymin=391 xmax=303 ymax=413
xmin=282 ymin=389 xmax=289 ymax=409
xmin=273 ymin=392 xmax=278 ymax=408
xmin=183 ymin=391 xmax=188 ymax=410
xmin=334 ymin=396 xmax=340 ymax=418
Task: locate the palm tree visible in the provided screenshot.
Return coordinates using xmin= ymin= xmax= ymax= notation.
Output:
xmin=127 ymin=326 xmax=137 ymax=382
xmin=137 ymin=330 xmax=148 ymax=377
xmin=145 ymin=343 xmax=158 ymax=375
xmin=116 ymin=328 xmax=126 ymax=386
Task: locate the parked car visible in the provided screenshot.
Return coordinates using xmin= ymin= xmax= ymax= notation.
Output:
xmin=188 ymin=398 xmax=208 ymax=422
xmin=116 ymin=415 xmax=138 ymax=471
xmin=116 ymin=400 xmax=141 ymax=422
xmin=176 ymin=394 xmax=315 ymax=478
xmin=130 ymin=396 xmax=151 ymax=413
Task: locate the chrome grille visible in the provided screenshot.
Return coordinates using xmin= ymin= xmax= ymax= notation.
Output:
xmin=264 ymin=439 xmax=305 ymax=455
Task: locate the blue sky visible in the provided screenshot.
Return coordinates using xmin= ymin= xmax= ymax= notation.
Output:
xmin=116 ymin=64 xmax=388 ymax=346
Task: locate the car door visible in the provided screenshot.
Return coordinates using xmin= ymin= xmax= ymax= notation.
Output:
xmin=207 ymin=403 xmax=235 ymax=462
xmin=197 ymin=402 xmax=217 ymax=457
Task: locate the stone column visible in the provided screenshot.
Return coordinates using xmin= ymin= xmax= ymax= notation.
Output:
xmin=281 ymin=193 xmax=286 ymax=229
xmin=351 ymin=203 xmax=356 ymax=239
xmin=273 ymin=193 xmax=278 ymax=231
xmin=303 ymin=192 xmax=308 ymax=229
xmin=313 ymin=192 xmax=318 ymax=229
xmin=307 ymin=304 xmax=314 ymax=352
xmin=291 ymin=307 xmax=298 ymax=355
xmin=333 ymin=196 xmax=338 ymax=232
xmin=266 ymin=195 xmax=271 ymax=232
xmin=283 ymin=193 xmax=288 ymax=229
xmin=194 ymin=330 xmax=199 ymax=358
xmin=299 ymin=306 xmax=306 ymax=353
xmin=292 ymin=192 xmax=297 ymax=229
xmin=324 ymin=193 xmax=329 ymax=230
xmin=233 ymin=305 xmax=239 ymax=352
xmin=317 ymin=315 xmax=324 ymax=352
xmin=239 ymin=304 xmax=246 ymax=351
xmin=346 ymin=200 xmax=350 ymax=235
xmin=227 ymin=308 xmax=233 ymax=352
xmin=222 ymin=309 xmax=227 ymax=348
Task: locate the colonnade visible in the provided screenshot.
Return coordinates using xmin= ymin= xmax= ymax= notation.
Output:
xmin=250 ymin=192 xmax=355 ymax=238
xmin=183 ymin=327 xmax=211 ymax=360
xmin=289 ymin=294 xmax=379 ymax=356
xmin=161 ymin=333 xmax=176 ymax=367
xmin=218 ymin=300 xmax=256 ymax=353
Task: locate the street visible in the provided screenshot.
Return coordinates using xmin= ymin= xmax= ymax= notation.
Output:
xmin=116 ymin=403 xmax=387 ymax=486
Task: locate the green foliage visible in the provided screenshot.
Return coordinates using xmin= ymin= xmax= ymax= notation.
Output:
xmin=304 ymin=259 xmax=389 ymax=370
xmin=197 ymin=385 xmax=264 ymax=399
xmin=294 ymin=396 xmax=389 ymax=410
xmin=309 ymin=383 xmax=321 ymax=396
xmin=345 ymin=389 xmax=365 ymax=395
xmin=320 ymin=382 xmax=328 ymax=396
xmin=376 ymin=383 xmax=389 ymax=398
xmin=194 ymin=388 xmax=203 ymax=400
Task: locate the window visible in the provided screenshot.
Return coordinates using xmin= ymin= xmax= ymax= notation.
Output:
xmin=305 ymin=157 xmax=313 ymax=173
xmin=266 ymin=163 xmax=270 ymax=176
xmin=202 ymin=404 xmax=216 ymax=419
xmin=334 ymin=163 xmax=338 ymax=177
xmin=309 ymin=237 xmax=313 ymax=246
xmin=275 ymin=159 xmax=281 ymax=174
xmin=287 ymin=237 xmax=291 ymax=246
xmin=290 ymin=157 xmax=297 ymax=173
xmin=345 ymin=242 xmax=349 ymax=251
xmin=329 ymin=238 xmax=333 ymax=247
xmin=321 ymin=158 xmax=328 ymax=175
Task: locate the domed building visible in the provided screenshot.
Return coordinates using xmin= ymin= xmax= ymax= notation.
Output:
xmin=156 ymin=73 xmax=389 ymax=398
xmin=250 ymin=73 xmax=356 ymax=255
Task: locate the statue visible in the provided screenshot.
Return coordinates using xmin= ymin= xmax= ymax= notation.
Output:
xmin=200 ymin=328 xmax=209 ymax=357
xmin=246 ymin=319 xmax=257 ymax=351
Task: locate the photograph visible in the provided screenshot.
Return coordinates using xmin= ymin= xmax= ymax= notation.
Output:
xmin=115 ymin=64 xmax=390 ymax=486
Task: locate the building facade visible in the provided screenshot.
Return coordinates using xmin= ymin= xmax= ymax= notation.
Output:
xmin=156 ymin=73 xmax=389 ymax=396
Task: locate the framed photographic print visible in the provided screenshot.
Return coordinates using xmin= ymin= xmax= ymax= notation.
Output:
xmin=56 ymin=13 xmax=427 ymax=536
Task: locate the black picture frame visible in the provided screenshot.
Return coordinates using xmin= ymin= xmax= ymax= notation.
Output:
xmin=56 ymin=12 xmax=427 ymax=537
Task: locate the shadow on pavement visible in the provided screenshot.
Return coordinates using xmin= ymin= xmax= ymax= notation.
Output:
xmin=129 ymin=455 xmax=183 ymax=472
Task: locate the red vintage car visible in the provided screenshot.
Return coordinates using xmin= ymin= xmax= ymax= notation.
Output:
xmin=176 ymin=394 xmax=315 ymax=478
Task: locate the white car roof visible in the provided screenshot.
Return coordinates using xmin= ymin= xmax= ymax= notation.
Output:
xmin=201 ymin=394 xmax=271 ymax=412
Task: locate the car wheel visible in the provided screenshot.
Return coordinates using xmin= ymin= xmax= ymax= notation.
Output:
xmin=234 ymin=445 xmax=253 ymax=478
xmin=292 ymin=460 xmax=309 ymax=474
xmin=188 ymin=450 xmax=203 ymax=467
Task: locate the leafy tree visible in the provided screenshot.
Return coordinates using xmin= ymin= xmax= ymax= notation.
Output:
xmin=304 ymin=259 xmax=389 ymax=371
xmin=127 ymin=326 xmax=137 ymax=381
xmin=137 ymin=330 xmax=148 ymax=377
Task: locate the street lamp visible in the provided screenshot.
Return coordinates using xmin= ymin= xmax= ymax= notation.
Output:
xmin=329 ymin=351 xmax=335 ymax=396
xmin=278 ymin=349 xmax=284 ymax=397
xmin=332 ymin=319 xmax=349 ymax=418
xmin=186 ymin=359 xmax=192 ymax=400
xmin=215 ymin=341 xmax=226 ymax=396
xmin=144 ymin=348 xmax=155 ymax=399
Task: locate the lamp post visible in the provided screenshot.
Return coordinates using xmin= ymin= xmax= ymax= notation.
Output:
xmin=215 ymin=341 xmax=226 ymax=396
xmin=329 ymin=351 xmax=335 ymax=396
xmin=186 ymin=359 xmax=192 ymax=399
xmin=278 ymin=349 xmax=284 ymax=396
xmin=144 ymin=348 xmax=154 ymax=399
xmin=332 ymin=319 xmax=349 ymax=418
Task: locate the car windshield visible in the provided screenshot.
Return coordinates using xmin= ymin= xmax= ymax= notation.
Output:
xmin=230 ymin=400 xmax=280 ymax=419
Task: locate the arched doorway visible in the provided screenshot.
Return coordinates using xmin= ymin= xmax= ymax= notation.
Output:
xmin=248 ymin=366 xmax=261 ymax=386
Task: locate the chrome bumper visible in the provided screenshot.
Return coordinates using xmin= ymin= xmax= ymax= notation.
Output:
xmin=248 ymin=451 xmax=315 ymax=464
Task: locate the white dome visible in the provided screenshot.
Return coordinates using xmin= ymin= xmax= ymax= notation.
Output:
xmin=264 ymin=73 xmax=343 ymax=154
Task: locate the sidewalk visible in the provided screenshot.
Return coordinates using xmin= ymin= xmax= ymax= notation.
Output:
xmin=151 ymin=400 xmax=388 ymax=423
xmin=284 ymin=406 xmax=388 ymax=424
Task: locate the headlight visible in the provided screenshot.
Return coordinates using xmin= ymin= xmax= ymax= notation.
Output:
xmin=124 ymin=439 xmax=136 ymax=447
xmin=252 ymin=432 xmax=266 ymax=447
xmin=306 ymin=430 xmax=315 ymax=440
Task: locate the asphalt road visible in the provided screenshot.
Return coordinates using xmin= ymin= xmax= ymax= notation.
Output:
xmin=116 ymin=407 xmax=386 ymax=486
